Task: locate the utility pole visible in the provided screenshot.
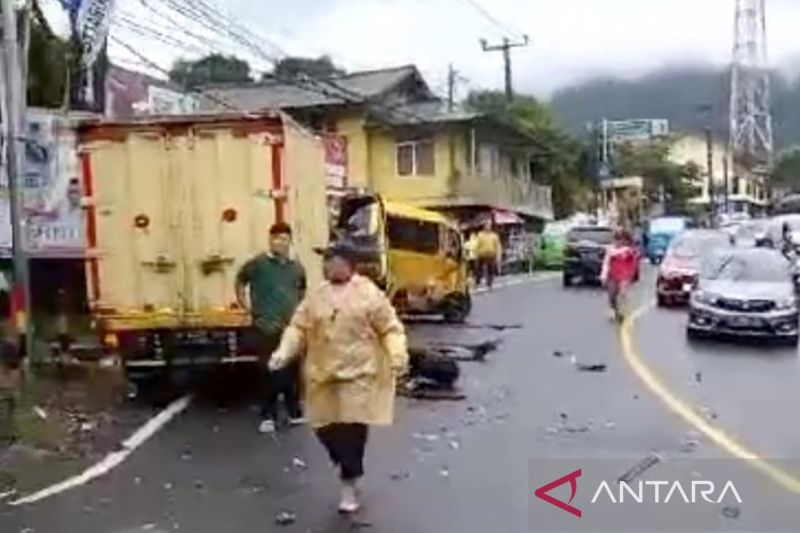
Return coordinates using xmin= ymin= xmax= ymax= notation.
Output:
xmin=723 ymin=147 xmax=730 ymax=216
xmin=447 ymin=64 xmax=455 ymax=111
xmin=2 ymin=0 xmax=32 ymax=359
xmin=480 ymin=35 xmax=529 ymax=102
xmin=705 ymin=126 xmax=716 ymax=227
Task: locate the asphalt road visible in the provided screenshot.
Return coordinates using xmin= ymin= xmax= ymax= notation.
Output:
xmin=2 ymin=270 xmax=798 ymax=532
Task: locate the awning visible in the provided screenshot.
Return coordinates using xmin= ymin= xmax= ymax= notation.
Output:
xmin=493 ymin=210 xmax=524 ymax=225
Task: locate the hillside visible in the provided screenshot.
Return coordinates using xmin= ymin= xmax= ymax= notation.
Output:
xmin=548 ymin=66 xmax=800 ymax=150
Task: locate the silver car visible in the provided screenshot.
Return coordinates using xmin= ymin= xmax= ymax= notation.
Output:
xmin=687 ymin=248 xmax=799 ymax=346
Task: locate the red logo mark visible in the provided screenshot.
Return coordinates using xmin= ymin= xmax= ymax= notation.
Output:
xmin=534 ymin=469 xmax=582 ymax=518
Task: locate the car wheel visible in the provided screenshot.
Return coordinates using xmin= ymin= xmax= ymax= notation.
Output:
xmin=686 ymin=327 xmax=704 ymax=342
xmin=562 ymin=273 xmax=573 ymax=287
xmin=656 ymin=294 xmax=668 ymax=307
xmin=443 ymin=293 xmax=471 ymax=324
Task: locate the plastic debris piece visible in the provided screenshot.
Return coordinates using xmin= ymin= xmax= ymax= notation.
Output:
xmin=33 ymin=407 xmax=47 ymax=420
xmin=449 ymin=440 xmax=460 ymax=451
xmin=722 ymin=505 xmax=741 ymax=519
xmin=617 ymin=455 xmax=661 ymax=484
xmin=274 ymin=511 xmax=297 ymax=526
xmin=292 ymin=457 xmax=307 ymax=469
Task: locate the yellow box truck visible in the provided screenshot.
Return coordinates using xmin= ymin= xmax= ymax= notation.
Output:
xmin=76 ymin=113 xmax=327 ymax=389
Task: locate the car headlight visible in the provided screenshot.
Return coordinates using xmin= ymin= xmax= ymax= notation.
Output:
xmin=775 ymin=297 xmax=798 ymax=311
xmin=692 ymin=290 xmax=718 ymax=306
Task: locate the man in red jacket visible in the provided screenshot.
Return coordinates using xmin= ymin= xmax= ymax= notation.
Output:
xmin=601 ymin=229 xmax=639 ymax=322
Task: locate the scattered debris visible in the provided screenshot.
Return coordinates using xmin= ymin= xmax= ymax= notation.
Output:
xmin=427 ymin=339 xmax=503 ymax=362
xmin=402 ymin=386 xmax=466 ymax=401
xmin=79 ymin=422 xmax=95 ymax=432
xmin=448 ymin=440 xmax=460 ymax=451
xmin=552 ymin=350 xmax=567 ymax=358
xmin=274 ymin=511 xmax=297 ymax=526
xmin=680 ymin=435 xmax=701 ymax=454
xmin=633 ymin=394 xmax=639 ymax=400
xmin=20 ymin=528 xmax=34 ymax=533
xmin=292 ymin=457 xmax=307 ymax=470
xmin=439 ymin=467 xmax=450 ymax=478
xmin=604 ymin=421 xmax=617 ymax=430
xmin=412 ymin=432 xmax=440 ymax=443
xmin=180 ymin=450 xmax=193 ymax=461
xmin=32 ymin=407 xmax=48 ymax=421
xmin=163 ymin=482 xmax=174 ymax=491
xmin=722 ymin=505 xmax=741 ymax=519
xmin=576 ymin=363 xmax=607 ymax=373
xmin=141 ymin=525 xmax=157 ymax=531
xmin=559 ymin=413 xmax=568 ymax=421
xmin=134 ymin=477 xmax=142 ymax=485
xmin=617 ymin=454 xmax=661 ymax=484
xmin=0 ymin=488 xmax=17 ymax=501
xmin=544 ymin=426 xmax=559 ymax=435
xmin=695 ymin=405 xmax=718 ymax=421
xmin=193 ymin=480 xmax=206 ymax=491
xmin=390 ymin=471 xmax=410 ymax=481
xmin=563 ymin=425 xmax=590 ymax=434
xmin=695 ymin=371 xmax=703 ymax=383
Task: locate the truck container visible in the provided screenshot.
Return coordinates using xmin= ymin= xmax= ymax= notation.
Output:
xmin=76 ymin=113 xmax=327 ymax=389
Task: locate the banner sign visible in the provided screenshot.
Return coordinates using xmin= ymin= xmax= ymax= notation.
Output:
xmin=0 ymin=110 xmax=84 ymax=257
xmin=77 ymin=0 xmax=116 ymax=68
xmin=323 ymin=135 xmax=347 ymax=189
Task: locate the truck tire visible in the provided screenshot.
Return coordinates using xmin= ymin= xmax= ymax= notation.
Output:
xmin=443 ymin=293 xmax=471 ymax=324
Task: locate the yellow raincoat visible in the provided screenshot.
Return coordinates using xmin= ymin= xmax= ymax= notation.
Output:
xmin=271 ymin=274 xmax=409 ymax=428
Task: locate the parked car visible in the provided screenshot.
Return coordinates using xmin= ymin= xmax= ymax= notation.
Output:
xmin=563 ymin=226 xmax=620 ymax=287
xmin=645 ymin=216 xmax=695 ymax=264
xmin=687 ymin=248 xmax=799 ymax=345
xmin=656 ymin=229 xmax=733 ymax=307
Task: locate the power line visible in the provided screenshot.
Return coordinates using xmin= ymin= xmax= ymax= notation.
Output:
xmin=455 ymin=0 xmax=526 ymax=39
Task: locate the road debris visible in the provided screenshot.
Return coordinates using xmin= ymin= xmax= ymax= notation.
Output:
xmin=722 ymin=505 xmax=741 ymax=519
xmin=563 ymin=425 xmax=590 ymax=433
xmin=448 ymin=440 xmax=460 ymax=450
xmin=427 ymin=339 xmax=503 ymax=362
xmin=274 ymin=511 xmax=297 ymax=526
xmin=576 ymin=363 xmax=607 ymax=373
xmin=412 ymin=432 xmax=440 ymax=443
xmin=695 ymin=371 xmax=703 ymax=383
xmin=0 ymin=488 xmax=17 ymax=501
xmin=390 ymin=471 xmax=410 ymax=481
xmin=680 ymin=435 xmax=701 ymax=453
xmin=141 ymin=525 xmax=157 ymax=531
xmin=292 ymin=457 xmax=308 ymax=469
xmin=545 ymin=425 xmax=559 ymax=435
xmin=617 ymin=454 xmax=661 ymax=484
xmin=439 ymin=467 xmax=450 ymax=478
xmin=180 ymin=450 xmax=192 ymax=461
xmin=552 ymin=349 xmax=568 ymax=358
xmin=604 ymin=421 xmax=617 ymax=429
xmin=32 ymin=407 xmax=47 ymax=421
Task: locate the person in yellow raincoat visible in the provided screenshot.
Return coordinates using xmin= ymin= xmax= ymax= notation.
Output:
xmin=269 ymin=242 xmax=409 ymax=514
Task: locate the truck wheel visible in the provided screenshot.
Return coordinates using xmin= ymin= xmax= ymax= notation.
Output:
xmin=562 ymin=273 xmax=573 ymax=287
xmin=443 ymin=293 xmax=471 ymax=324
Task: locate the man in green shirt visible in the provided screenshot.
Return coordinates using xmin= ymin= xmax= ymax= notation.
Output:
xmin=236 ymin=223 xmax=306 ymax=434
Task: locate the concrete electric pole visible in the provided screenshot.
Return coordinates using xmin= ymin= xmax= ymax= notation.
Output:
xmin=2 ymin=0 xmax=32 ymax=358
xmin=480 ymin=35 xmax=529 ymax=102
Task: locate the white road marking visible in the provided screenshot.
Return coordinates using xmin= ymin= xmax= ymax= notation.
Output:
xmin=10 ymin=394 xmax=193 ymax=506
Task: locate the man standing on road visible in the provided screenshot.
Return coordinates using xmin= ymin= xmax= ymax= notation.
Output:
xmin=269 ymin=242 xmax=409 ymax=513
xmin=474 ymin=220 xmax=502 ymax=289
xmin=236 ymin=223 xmax=306 ymax=434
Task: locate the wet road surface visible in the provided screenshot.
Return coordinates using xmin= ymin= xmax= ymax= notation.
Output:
xmin=2 ymin=270 xmax=798 ymax=532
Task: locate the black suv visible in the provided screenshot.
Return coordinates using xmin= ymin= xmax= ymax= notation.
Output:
xmin=563 ymin=226 xmax=615 ymax=287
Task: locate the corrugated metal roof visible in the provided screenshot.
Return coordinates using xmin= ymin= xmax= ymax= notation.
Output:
xmin=200 ymin=65 xmax=423 ymax=112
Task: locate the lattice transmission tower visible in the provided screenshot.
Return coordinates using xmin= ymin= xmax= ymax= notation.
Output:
xmin=729 ymin=0 xmax=774 ymax=173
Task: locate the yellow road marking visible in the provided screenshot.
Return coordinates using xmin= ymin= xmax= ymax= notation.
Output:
xmin=619 ymin=302 xmax=800 ymax=494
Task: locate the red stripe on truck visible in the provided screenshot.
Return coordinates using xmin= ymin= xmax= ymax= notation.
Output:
xmin=271 ymin=143 xmax=285 ymax=224
xmin=80 ymin=151 xmax=101 ymax=303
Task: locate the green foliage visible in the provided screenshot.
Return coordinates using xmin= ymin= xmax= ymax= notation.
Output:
xmin=466 ymin=90 xmax=593 ymax=218
xmin=26 ymin=1 xmax=69 ymax=108
xmin=169 ymin=54 xmax=251 ymax=89
xmin=773 ymin=149 xmax=800 ymax=188
xmin=614 ymin=139 xmax=701 ymax=212
xmin=269 ymin=55 xmax=344 ymax=80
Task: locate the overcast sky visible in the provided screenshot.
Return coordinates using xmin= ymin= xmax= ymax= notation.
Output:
xmin=43 ymin=0 xmax=800 ymax=99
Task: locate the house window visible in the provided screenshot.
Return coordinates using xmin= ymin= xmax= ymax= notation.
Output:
xmin=396 ymin=137 xmax=435 ymax=177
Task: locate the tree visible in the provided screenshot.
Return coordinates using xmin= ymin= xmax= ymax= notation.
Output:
xmin=169 ymin=54 xmax=251 ymax=89
xmin=613 ymin=139 xmax=701 ymax=214
xmin=466 ymin=90 xmax=593 ymax=218
xmin=27 ymin=0 xmax=69 ymax=108
xmin=773 ymin=149 xmax=800 ymax=189
xmin=269 ymin=55 xmax=344 ymax=80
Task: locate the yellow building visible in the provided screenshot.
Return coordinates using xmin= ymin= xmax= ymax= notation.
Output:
xmin=669 ymin=134 xmax=769 ymax=215
xmin=203 ymin=65 xmax=553 ymax=224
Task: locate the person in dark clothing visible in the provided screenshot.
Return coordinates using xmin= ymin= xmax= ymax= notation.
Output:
xmin=236 ymin=223 xmax=306 ymax=434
